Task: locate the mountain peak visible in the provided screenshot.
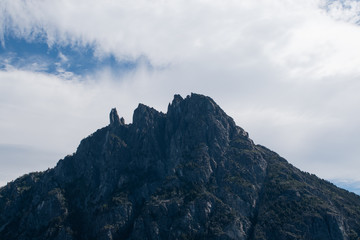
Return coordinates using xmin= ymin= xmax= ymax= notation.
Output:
xmin=167 ymin=93 xmax=231 ymax=124
xmin=109 ymin=108 xmax=124 ymax=126
xmin=132 ymin=103 xmax=164 ymax=128
xmin=1 ymin=93 xmax=360 ymax=240
xmin=172 ymin=93 xmax=184 ymax=104
xmin=168 ymin=93 xmax=219 ymax=114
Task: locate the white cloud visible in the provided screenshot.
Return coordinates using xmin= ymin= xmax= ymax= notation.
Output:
xmin=2 ymin=0 xmax=360 ymax=77
xmin=1 ymin=0 xmax=360 ymax=191
xmin=58 ymin=52 xmax=68 ymax=63
xmin=323 ymin=0 xmax=360 ymax=24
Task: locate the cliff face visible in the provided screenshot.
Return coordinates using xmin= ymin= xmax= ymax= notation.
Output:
xmin=1 ymin=93 xmax=360 ymax=240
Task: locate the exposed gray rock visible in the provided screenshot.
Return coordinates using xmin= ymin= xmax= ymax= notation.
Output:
xmin=1 ymin=93 xmax=360 ymax=240
xmin=110 ymin=108 xmax=121 ymax=126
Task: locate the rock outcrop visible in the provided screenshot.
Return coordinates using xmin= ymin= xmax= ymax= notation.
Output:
xmin=1 ymin=93 xmax=360 ymax=240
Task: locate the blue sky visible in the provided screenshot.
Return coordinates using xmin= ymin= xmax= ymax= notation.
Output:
xmin=1 ymin=0 xmax=360 ymax=195
xmin=0 ymin=35 xmax=139 ymax=76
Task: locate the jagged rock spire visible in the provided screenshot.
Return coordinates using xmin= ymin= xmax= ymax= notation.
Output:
xmin=109 ymin=108 xmax=124 ymax=126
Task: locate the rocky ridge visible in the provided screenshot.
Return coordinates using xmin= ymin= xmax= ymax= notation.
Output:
xmin=1 ymin=93 xmax=360 ymax=240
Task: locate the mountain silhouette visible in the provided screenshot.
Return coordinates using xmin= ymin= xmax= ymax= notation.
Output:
xmin=1 ymin=93 xmax=360 ymax=240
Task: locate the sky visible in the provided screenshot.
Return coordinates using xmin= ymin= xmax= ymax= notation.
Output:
xmin=1 ymin=0 xmax=360 ymax=194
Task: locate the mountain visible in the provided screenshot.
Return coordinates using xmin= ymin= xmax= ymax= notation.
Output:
xmin=1 ymin=93 xmax=360 ymax=240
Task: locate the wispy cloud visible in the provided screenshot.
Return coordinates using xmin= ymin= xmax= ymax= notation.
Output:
xmin=322 ymin=0 xmax=360 ymax=24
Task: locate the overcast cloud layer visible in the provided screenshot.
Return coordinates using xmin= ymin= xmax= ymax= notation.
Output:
xmin=1 ymin=0 xmax=360 ymax=193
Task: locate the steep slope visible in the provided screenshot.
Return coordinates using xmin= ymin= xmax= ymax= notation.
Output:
xmin=0 ymin=93 xmax=360 ymax=240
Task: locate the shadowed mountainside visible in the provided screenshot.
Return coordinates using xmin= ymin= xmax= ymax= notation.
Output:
xmin=1 ymin=93 xmax=360 ymax=240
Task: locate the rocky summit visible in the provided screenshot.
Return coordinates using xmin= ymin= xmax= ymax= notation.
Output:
xmin=1 ymin=93 xmax=360 ymax=240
